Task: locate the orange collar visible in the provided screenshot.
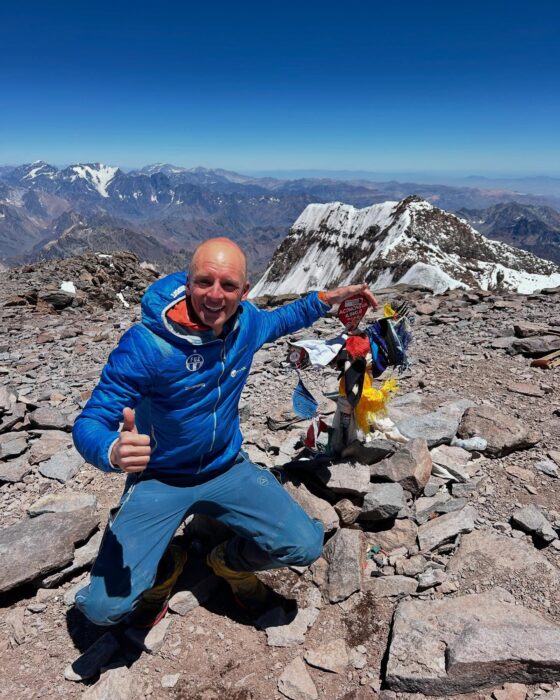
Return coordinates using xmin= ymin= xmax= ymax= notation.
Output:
xmin=167 ymin=298 xmax=210 ymax=332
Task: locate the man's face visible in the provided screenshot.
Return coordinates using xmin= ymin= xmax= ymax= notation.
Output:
xmin=187 ymin=247 xmax=249 ymax=335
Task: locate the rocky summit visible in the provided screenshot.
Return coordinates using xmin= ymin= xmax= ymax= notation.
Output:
xmin=1 ymin=252 xmax=560 ymax=700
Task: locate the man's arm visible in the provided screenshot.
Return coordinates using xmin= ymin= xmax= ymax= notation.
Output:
xmin=72 ymin=326 xmax=155 ymax=473
xmin=253 ymin=283 xmax=379 ymax=347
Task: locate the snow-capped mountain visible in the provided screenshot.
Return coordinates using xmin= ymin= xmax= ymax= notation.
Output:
xmin=5 ymin=161 xmax=122 ymax=199
xmin=251 ymin=196 xmax=560 ymax=296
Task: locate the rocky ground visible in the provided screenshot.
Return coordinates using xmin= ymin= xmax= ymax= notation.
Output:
xmin=1 ymin=252 xmax=560 ymax=700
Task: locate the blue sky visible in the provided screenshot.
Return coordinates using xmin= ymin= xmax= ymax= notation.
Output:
xmin=1 ymin=0 xmax=559 ymax=175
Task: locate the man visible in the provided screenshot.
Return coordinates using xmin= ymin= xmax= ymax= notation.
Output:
xmin=73 ymin=237 xmax=378 ymax=627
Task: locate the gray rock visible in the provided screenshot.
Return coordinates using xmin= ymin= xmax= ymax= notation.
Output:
xmin=0 ymin=383 xmax=18 ymax=413
xmin=365 ymin=518 xmax=418 ymax=553
xmin=39 ymin=290 xmax=75 ymax=309
xmin=278 ymin=656 xmax=318 ymax=700
xmin=511 ymin=505 xmax=557 ymax=543
xmin=284 ymin=477 xmax=339 ymax=532
xmin=414 ymin=492 xmax=452 ymax=524
xmin=64 ymin=632 xmax=121 ymax=681
xmin=367 ymin=575 xmax=418 ymax=597
xmin=334 ymin=498 xmax=361 ymax=525
xmin=430 ymin=444 xmax=471 ymax=482
xmin=323 ymin=528 xmax=362 ymax=602
xmin=258 ymin=589 xmax=321 ymax=647
xmin=536 ymin=459 xmax=559 ymax=478
xmin=169 ymin=573 xmax=221 ymax=615
xmin=369 ymin=439 xmax=432 ymax=495
xmin=416 ymin=568 xmax=447 ymax=590
xmin=38 ymin=447 xmax=84 ymax=482
xmin=447 ymin=530 xmax=560 ymax=609
xmin=82 ymin=666 xmax=135 ymax=700
xmin=391 ymin=399 xmax=474 ymax=448
xmin=417 ymin=506 xmax=476 ymax=552
xmin=342 ymin=438 xmax=397 ymax=464
xmin=451 ymin=436 xmax=488 ymax=452
xmin=510 ymin=335 xmax=560 ymax=356
xmin=394 ymin=554 xmax=429 ymax=577
xmin=360 ymin=483 xmax=406 ymax=521
xmin=28 ymin=492 xmax=97 ymax=516
xmin=0 ymin=455 xmax=32 ymax=483
xmin=161 ymin=674 xmax=181 ymax=689
xmin=423 ymin=475 xmax=450 ymax=496
xmin=124 ymin=615 xmax=171 ymax=653
xmin=28 ymin=406 xmax=70 ymax=430
xmin=41 ymin=530 xmax=103 ymax=587
xmin=316 ymin=461 xmax=371 ymax=496
xmin=0 ymin=432 xmax=28 ymax=458
xmin=0 ymin=508 xmax=99 ymax=593
xmin=0 ymin=402 xmax=26 ymax=433
xmin=28 ymin=430 xmax=73 ymax=464
xmin=304 ymin=638 xmax=349 ymax=673
xmin=385 ymin=592 xmax=560 ymax=694
xmin=457 ymin=404 xmax=539 ymax=458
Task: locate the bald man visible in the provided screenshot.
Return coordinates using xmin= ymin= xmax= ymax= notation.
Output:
xmin=73 ymin=237 xmax=378 ymax=628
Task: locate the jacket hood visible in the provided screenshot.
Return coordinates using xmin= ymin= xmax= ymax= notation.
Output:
xmin=141 ymin=271 xmax=243 ymax=346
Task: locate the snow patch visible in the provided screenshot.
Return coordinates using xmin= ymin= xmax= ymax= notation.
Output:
xmin=71 ymin=164 xmax=118 ymax=197
xmin=60 ymin=281 xmax=76 ymax=294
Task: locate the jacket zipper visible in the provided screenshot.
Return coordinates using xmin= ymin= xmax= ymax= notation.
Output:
xmin=198 ymin=341 xmax=227 ymax=472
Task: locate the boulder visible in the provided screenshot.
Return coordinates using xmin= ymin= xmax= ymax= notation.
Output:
xmin=316 ymin=462 xmax=371 ymax=496
xmin=323 ymin=529 xmax=362 ymax=602
xmin=367 ymin=575 xmax=418 ymax=597
xmin=304 ymin=639 xmax=349 ymax=674
xmin=28 ymin=492 xmax=97 ymax=516
xmin=391 ymin=399 xmax=475 ymax=447
xmin=278 ymin=656 xmax=318 ymax=700
xmin=364 ymin=518 xmax=418 ymax=553
xmin=0 ymin=508 xmax=99 ymax=592
xmin=510 ymin=336 xmax=560 ymax=356
xmin=0 ymin=456 xmax=32 ymax=483
xmin=284 ymin=477 xmax=339 ymax=532
xmin=360 ymin=483 xmax=406 ymax=521
xmin=28 ymin=406 xmax=71 ymax=431
xmin=385 ymin=592 xmax=560 ymax=694
xmin=369 ymin=439 xmax=432 ymax=495
xmin=511 ymin=505 xmax=557 ymax=543
xmin=38 ymin=447 xmax=84 ymax=482
xmin=82 ymin=666 xmax=136 ymax=700
xmin=457 ymin=404 xmax=539 ymax=457
xmin=447 ymin=530 xmax=560 ymax=611
xmin=417 ymin=506 xmax=476 ymax=552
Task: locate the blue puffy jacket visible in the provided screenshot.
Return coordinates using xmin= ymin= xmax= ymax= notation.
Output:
xmin=73 ymin=272 xmax=329 ymax=475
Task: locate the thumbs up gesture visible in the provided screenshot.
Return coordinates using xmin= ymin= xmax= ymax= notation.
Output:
xmin=110 ymin=407 xmax=151 ymax=473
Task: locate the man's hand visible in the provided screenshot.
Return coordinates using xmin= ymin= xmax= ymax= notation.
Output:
xmin=322 ymin=283 xmax=379 ymax=310
xmin=110 ymin=407 xmax=151 ymax=473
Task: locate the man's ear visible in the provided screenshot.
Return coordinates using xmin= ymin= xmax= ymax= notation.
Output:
xmin=241 ymin=282 xmax=250 ymax=301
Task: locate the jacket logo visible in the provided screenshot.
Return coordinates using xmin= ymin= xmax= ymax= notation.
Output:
xmin=186 ymin=353 xmax=204 ymax=371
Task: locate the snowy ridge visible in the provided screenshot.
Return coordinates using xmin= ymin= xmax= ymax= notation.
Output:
xmin=250 ymin=197 xmax=560 ymax=296
xmin=70 ymin=164 xmax=118 ymax=198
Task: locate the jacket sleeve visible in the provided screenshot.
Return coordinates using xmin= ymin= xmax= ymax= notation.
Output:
xmin=251 ymin=292 xmax=331 ymax=348
xmin=72 ymin=326 xmax=157 ymax=473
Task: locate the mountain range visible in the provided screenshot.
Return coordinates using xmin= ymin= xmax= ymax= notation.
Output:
xmin=251 ymin=196 xmax=560 ymax=297
xmin=1 ymin=162 xmax=560 ymax=277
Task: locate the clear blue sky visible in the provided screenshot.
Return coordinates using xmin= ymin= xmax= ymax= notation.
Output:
xmin=1 ymin=0 xmax=559 ymax=174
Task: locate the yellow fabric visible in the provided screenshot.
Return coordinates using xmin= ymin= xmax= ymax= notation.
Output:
xmin=207 ymin=542 xmax=267 ymax=603
xmin=354 ymin=373 xmax=399 ymax=433
xmin=384 ymin=303 xmax=397 ymax=318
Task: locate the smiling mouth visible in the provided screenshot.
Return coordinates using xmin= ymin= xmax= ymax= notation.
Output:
xmin=203 ymin=303 xmax=225 ymax=314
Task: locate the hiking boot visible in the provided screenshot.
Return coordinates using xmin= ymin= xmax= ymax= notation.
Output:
xmin=207 ymin=541 xmax=268 ymax=614
xmin=129 ymin=545 xmax=187 ymax=628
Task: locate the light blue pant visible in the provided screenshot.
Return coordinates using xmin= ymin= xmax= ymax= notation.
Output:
xmin=75 ymin=454 xmax=324 ymax=626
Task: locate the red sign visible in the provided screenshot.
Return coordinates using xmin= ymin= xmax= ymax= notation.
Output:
xmin=338 ymin=294 xmax=369 ymax=330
